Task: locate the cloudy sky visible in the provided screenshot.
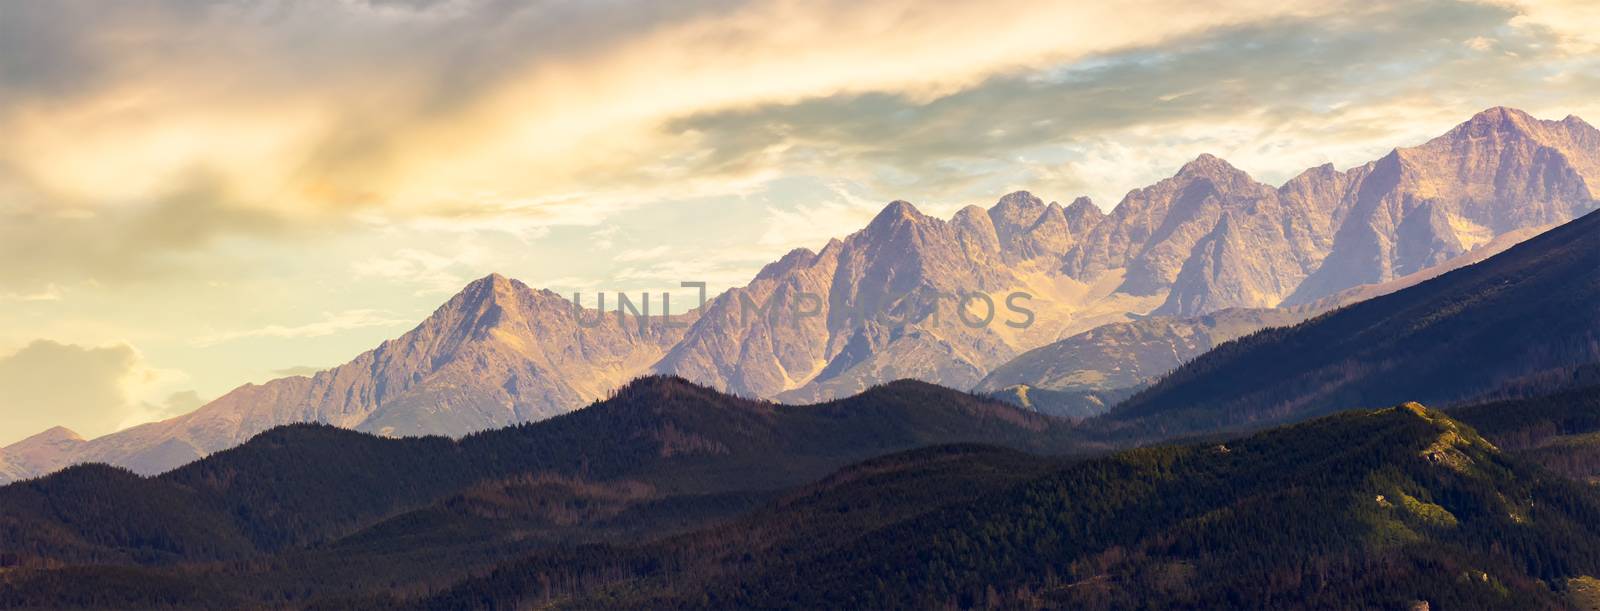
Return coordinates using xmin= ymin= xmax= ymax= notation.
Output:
xmin=1 ymin=0 xmax=1597 ymax=444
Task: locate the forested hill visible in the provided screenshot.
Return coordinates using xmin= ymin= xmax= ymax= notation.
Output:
xmin=0 ymin=376 xmax=1080 ymax=568
xmin=415 ymin=402 xmax=1600 ymax=609
xmin=1100 ymin=208 xmax=1600 ymax=440
xmin=7 ymin=383 xmax=1600 ymax=608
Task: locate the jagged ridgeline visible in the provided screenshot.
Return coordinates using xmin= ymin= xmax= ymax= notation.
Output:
xmin=3 ymin=107 xmax=1595 ymax=484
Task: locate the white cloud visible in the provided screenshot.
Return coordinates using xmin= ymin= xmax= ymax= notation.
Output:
xmin=192 ymin=310 xmax=411 ymax=347
xmin=759 ymin=182 xmax=887 ymax=249
xmin=0 ymin=0 xmax=1343 ymax=238
xmin=0 ymin=340 xmax=187 ymax=445
xmin=589 ymin=225 xmax=622 ymax=250
xmin=0 ymin=284 xmax=63 ymax=302
xmin=613 ymin=245 xmax=673 ymax=263
xmin=1487 ymin=0 xmax=1600 ymax=52
xmin=351 ymin=244 xmax=493 ymax=294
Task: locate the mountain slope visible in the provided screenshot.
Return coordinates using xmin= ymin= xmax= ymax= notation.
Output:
xmin=1286 ymin=107 xmax=1600 ymax=304
xmin=6 ymin=275 xmax=690 ymax=478
xmin=0 ymin=427 xmax=83 ymax=477
xmin=1104 ymin=208 xmax=1600 ymax=439
xmin=0 ymin=376 xmax=1080 ymax=569
xmin=422 ymin=403 xmax=1600 ymax=610
xmin=1062 ymin=154 xmax=1331 ymax=313
xmin=975 ymin=307 xmax=1311 ymax=398
xmin=653 ymin=195 xmax=1111 ymax=404
xmin=976 ymin=222 xmax=1556 ymax=416
xmin=1448 ymin=379 xmax=1600 ymax=482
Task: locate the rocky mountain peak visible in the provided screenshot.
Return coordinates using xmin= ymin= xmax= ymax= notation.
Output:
xmin=1445 ymin=106 xmax=1550 ymax=145
xmin=443 ymin=272 xmax=531 ymax=335
xmin=990 ymin=190 xmax=1047 ymax=216
xmin=867 ymin=200 xmax=928 ymax=230
xmin=8 ymin=426 xmax=84 ymax=450
xmin=951 ymin=204 xmax=995 ymax=232
xmin=1062 ymin=196 xmax=1103 ymax=225
xmin=1175 ymin=153 xmax=1245 ymax=180
xmin=465 ymin=272 xmax=513 ymax=290
xmin=457 ymin=272 xmax=520 ymax=308
xmin=818 ymin=237 xmax=845 ymax=257
xmin=37 ymin=426 xmax=82 ymax=443
xmin=1469 ymin=105 xmax=1534 ymax=124
xmin=1126 ymin=153 xmax=1265 ymax=209
xmin=755 ymin=247 xmax=821 ymax=281
xmin=2 ymin=425 xmax=88 ymax=476
xmin=988 ymin=191 xmax=1049 ymax=237
xmin=1447 ymin=106 xmax=1600 ymax=155
xmin=952 ymin=204 xmax=990 ymax=220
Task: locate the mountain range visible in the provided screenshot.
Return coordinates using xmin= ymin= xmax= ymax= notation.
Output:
xmin=3 ymin=106 xmax=1596 ymax=483
xmin=2 ymin=195 xmax=1599 ymax=607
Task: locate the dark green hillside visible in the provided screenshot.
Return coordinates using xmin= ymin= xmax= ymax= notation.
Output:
xmin=0 ymin=377 xmax=1079 ymax=572
xmin=984 ymin=384 xmax=1138 ymax=420
xmin=416 ymin=444 xmax=1064 ymax=611
xmin=1450 ymin=385 xmax=1600 ymax=481
xmin=421 ymin=404 xmax=1600 ymax=610
xmin=1104 ymin=209 xmax=1600 ymax=440
xmin=8 ymin=390 xmax=1600 ymax=609
xmin=0 ymin=464 xmax=254 ymax=566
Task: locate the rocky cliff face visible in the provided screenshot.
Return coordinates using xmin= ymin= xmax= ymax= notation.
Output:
xmin=1056 ymin=154 xmax=1338 ymax=316
xmin=1056 ymin=108 xmax=1600 ymax=315
xmin=656 ymin=198 xmax=1048 ymax=403
xmin=986 ymin=192 xmax=1099 ymax=263
xmin=1284 ymin=107 xmax=1599 ymax=304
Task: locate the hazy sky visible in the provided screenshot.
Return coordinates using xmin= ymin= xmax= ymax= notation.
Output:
xmin=2 ymin=0 xmax=1599 ymax=444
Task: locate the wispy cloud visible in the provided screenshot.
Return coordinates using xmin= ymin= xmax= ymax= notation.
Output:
xmin=271 ymin=365 xmax=326 ymax=377
xmin=664 ymin=0 xmax=1590 ymax=207
xmin=613 ymin=246 xmax=674 ymax=263
xmin=192 ymin=310 xmax=411 ymax=347
xmin=0 ymin=284 xmax=64 ymax=302
xmin=350 ymin=245 xmax=492 ymax=295
xmin=0 ymin=0 xmax=1342 ymax=273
